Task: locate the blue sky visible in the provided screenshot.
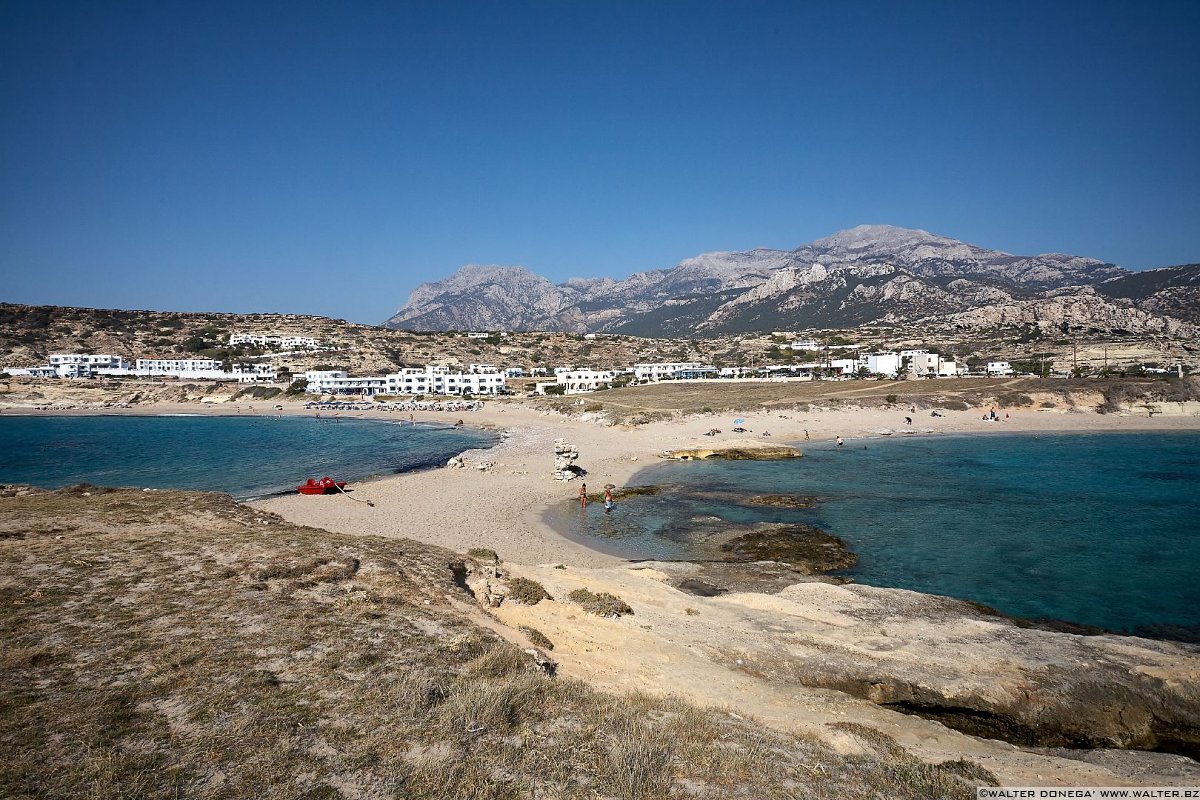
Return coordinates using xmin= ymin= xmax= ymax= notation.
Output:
xmin=2 ymin=1 xmax=1198 ymax=324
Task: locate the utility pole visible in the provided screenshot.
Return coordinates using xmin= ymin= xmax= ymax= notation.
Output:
xmin=1072 ymin=341 xmax=1078 ymax=376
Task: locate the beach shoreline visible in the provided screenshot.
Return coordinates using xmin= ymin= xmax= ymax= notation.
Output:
xmin=7 ymin=393 xmax=1200 ymax=565
xmin=246 ymin=397 xmax=1200 ymax=566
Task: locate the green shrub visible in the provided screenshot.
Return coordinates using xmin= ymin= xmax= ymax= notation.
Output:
xmin=568 ymin=588 xmax=633 ymax=617
xmin=508 ymin=577 xmax=552 ymax=605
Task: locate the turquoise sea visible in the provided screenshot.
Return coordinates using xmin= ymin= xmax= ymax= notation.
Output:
xmin=0 ymin=415 xmax=496 ymax=499
xmin=557 ymin=431 xmax=1200 ymax=638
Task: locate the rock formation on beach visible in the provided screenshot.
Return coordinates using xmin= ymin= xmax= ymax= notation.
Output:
xmin=552 ymin=437 xmax=580 ymax=480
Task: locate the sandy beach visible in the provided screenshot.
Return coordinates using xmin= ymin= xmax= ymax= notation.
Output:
xmin=249 ymin=398 xmax=1200 ymax=565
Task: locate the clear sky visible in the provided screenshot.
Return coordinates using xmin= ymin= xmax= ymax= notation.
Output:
xmin=2 ymin=1 xmax=1198 ymax=324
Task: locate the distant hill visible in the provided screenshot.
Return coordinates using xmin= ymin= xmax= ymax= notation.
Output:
xmin=384 ymin=225 xmax=1197 ymax=338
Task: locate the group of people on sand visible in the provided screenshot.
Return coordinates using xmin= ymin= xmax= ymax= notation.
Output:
xmin=983 ymin=406 xmax=1009 ymax=422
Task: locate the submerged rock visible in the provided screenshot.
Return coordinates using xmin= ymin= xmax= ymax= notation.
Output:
xmin=720 ymin=524 xmax=856 ymax=574
xmin=743 ymin=494 xmax=820 ymax=509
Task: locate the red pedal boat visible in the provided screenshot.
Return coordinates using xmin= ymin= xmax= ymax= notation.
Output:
xmin=296 ymin=476 xmax=347 ymax=495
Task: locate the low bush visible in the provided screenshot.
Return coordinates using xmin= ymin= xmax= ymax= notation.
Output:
xmin=568 ymin=588 xmax=633 ymax=617
xmin=507 ymin=577 xmax=552 ymax=605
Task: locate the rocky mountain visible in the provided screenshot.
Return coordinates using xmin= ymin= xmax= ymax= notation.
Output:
xmin=384 ymin=226 xmax=1197 ymax=337
xmin=1095 ymin=264 xmax=1200 ymax=325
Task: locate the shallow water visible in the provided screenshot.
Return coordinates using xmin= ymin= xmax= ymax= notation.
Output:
xmin=554 ymin=431 xmax=1200 ymax=636
xmin=0 ymin=415 xmax=495 ymax=499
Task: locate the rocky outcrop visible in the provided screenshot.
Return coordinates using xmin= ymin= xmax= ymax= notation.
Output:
xmin=663 ymin=442 xmax=803 ymax=461
xmin=938 ymin=291 xmax=1200 ymax=338
xmin=552 ymin=438 xmax=580 ymax=480
xmin=721 ymin=582 xmax=1200 ymax=757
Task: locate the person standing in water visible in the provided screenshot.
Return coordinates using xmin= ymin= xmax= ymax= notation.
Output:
xmin=579 ymin=483 xmax=588 ymax=508
xmin=835 ymin=436 xmax=844 ymax=447
xmin=604 ymin=486 xmax=613 ymax=512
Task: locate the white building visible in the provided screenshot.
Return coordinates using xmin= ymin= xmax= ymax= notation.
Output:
xmin=987 ymin=361 xmax=1014 ymax=376
xmin=633 ymin=362 xmax=704 ymax=382
xmin=863 ymin=352 xmax=901 ymax=376
xmin=232 ymin=363 xmax=277 ymax=383
xmin=3 ymin=366 xmax=57 ymax=378
xmin=789 ymin=340 xmax=820 ymax=350
xmin=136 ymin=358 xmax=223 ymax=373
xmin=48 ymin=353 xmax=130 ymax=377
xmin=504 ymin=367 xmax=526 ymax=378
xmin=384 ymin=365 xmax=505 ymax=396
xmin=828 ymin=358 xmax=861 ymax=375
xmin=554 ymin=369 xmax=616 ymax=394
xmin=229 ymin=334 xmax=320 ymax=349
xmin=304 ymin=371 xmax=388 ymax=396
xmin=937 ymin=359 xmax=961 ymax=377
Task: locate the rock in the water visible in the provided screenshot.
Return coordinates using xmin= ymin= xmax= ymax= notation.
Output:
xmin=743 ymin=494 xmax=819 ymax=509
xmin=721 ymin=524 xmax=856 ymax=574
xmin=665 ymin=442 xmax=803 ymax=461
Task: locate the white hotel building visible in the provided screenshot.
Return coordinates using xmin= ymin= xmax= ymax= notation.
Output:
xmin=48 ymin=353 xmax=130 ymax=377
xmin=535 ymin=368 xmax=617 ymax=395
xmin=229 ymin=334 xmax=320 ymax=349
xmin=303 ymin=365 xmax=506 ymax=397
xmin=633 ymin=362 xmax=704 ymax=382
xmin=137 ymin=358 xmax=223 ymax=373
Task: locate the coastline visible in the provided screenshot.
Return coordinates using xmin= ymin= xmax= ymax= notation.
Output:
xmin=246 ymin=397 xmax=1200 ymax=564
xmin=9 ymin=394 xmax=1200 ymax=783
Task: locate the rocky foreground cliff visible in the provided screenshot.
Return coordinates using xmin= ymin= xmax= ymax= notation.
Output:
xmin=385 ymin=225 xmax=1200 ymax=339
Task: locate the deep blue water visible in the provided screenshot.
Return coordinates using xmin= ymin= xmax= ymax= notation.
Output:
xmin=0 ymin=415 xmax=495 ymax=499
xmin=557 ymin=432 xmax=1200 ymax=636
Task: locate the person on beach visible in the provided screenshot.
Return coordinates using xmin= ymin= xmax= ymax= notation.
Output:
xmin=835 ymin=436 xmax=844 ymax=447
xmin=579 ymin=483 xmax=587 ymax=508
xmin=804 ymin=430 xmax=810 ymax=440
xmin=604 ymin=487 xmax=613 ymax=512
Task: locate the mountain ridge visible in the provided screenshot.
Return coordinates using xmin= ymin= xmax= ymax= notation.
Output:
xmin=384 ymin=226 xmax=1195 ymax=337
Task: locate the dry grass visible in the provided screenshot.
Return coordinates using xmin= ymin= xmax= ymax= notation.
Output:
xmin=0 ymin=487 xmax=993 ymax=799
xmin=531 ymin=376 xmax=1184 ymax=423
xmin=519 ymin=625 xmax=554 ymax=650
